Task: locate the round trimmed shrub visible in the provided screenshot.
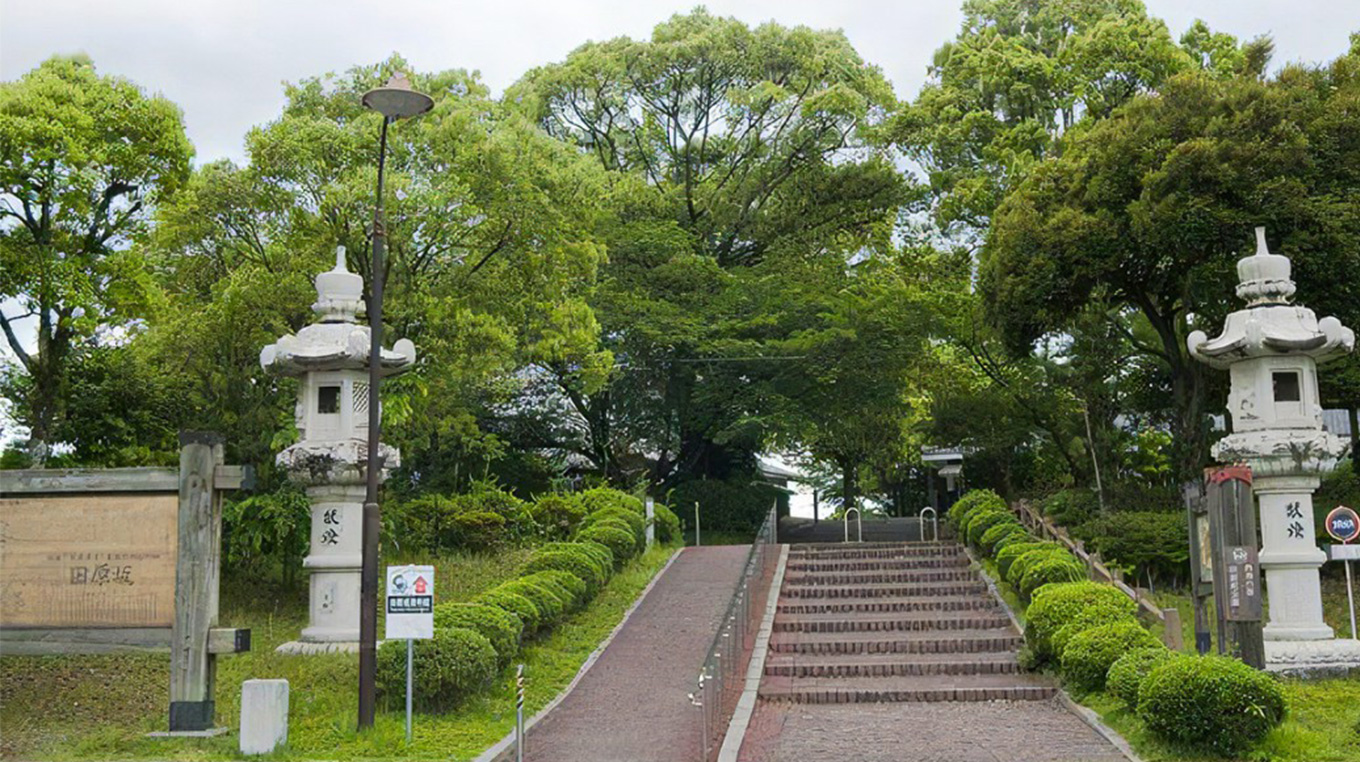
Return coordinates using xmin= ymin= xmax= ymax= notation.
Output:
xmin=450 ymin=510 xmax=507 ymax=551
xmin=653 ymin=503 xmax=681 ymax=544
xmin=1019 ymin=555 xmax=1087 ymax=599
xmin=947 ymin=489 xmax=1006 ymax=528
xmin=1107 ymin=648 xmax=1183 ymax=708
xmin=1024 ymin=581 xmax=1137 ymax=663
xmin=499 ymin=578 xmax=567 ymax=626
xmin=377 ymin=626 xmax=496 ymax=711
xmin=578 ymin=524 xmax=637 ymax=566
xmin=578 ymin=487 xmax=645 ymax=515
xmin=433 ymin=603 xmax=522 ymax=666
xmin=523 ymin=549 xmax=608 ymax=596
xmin=523 ymin=569 xmax=588 ymax=610
xmin=473 ymin=589 xmax=541 ymax=634
xmin=979 ymin=520 xmax=1026 ymax=554
xmin=967 ymin=510 xmax=1017 ymax=547
xmin=1050 ymin=606 xmax=1138 ymax=660
xmin=1138 ymin=655 xmax=1286 ymax=753
xmin=1060 ymin=621 xmax=1161 ymax=693
xmin=539 ymin=542 xmax=613 ymax=579
xmin=531 ymin=495 xmax=586 ymax=540
xmin=1007 ymin=546 xmax=1072 ymax=589
xmin=997 ymin=541 xmax=1060 ymax=580
xmin=992 ymin=527 xmax=1034 ymax=554
xmin=583 ymin=507 xmax=646 ymax=546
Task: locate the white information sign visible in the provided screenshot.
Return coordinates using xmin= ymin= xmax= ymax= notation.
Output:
xmin=1331 ymin=544 xmax=1360 ymax=561
xmin=385 ymin=565 xmax=434 ymax=640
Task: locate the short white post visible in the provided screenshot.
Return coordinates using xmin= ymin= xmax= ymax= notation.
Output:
xmin=239 ymin=679 xmax=288 ymax=756
xmin=645 ymin=497 xmax=656 ymax=547
xmin=694 ymin=501 xmax=701 ymax=546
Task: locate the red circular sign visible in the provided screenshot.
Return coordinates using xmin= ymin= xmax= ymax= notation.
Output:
xmin=1326 ymin=505 xmax=1360 ymax=543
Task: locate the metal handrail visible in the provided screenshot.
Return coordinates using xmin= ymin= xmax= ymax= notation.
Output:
xmin=843 ymin=506 xmax=862 ymax=543
xmin=691 ymin=504 xmax=779 ymax=761
xmin=920 ymin=506 xmax=938 ymax=542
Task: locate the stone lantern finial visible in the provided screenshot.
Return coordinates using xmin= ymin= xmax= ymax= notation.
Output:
xmin=1236 ymin=226 xmax=1297 ymax=306
xmin=312 ymin=246 xmax=365 ymax=323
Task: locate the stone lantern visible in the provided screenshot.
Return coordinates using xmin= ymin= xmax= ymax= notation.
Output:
xmin=260 ymin=248 xmax=415 ymax=652
xmin=1189 ymin=227 xmax=1357 ymax=669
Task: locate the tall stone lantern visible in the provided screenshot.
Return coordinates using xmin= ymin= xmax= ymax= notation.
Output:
xmin=261 ymin=248 xmax=415 ymax=653
xmin=1189 ymin=228 xmax=1357 ymax=670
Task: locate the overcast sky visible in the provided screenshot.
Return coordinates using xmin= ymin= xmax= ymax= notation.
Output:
xmin=3 ymin=0 xmax=1357 ymax=167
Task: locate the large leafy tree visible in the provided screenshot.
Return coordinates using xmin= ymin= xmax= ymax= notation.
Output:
xmin=982 ymin=41 xmax=1360 ymax=479
xmin=507 ymin=9 xmax=908 ymax=485
xmin=0 ymin=55 xmax=192 ymax=460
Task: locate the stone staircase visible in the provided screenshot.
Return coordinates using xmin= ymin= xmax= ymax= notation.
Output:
xmin=758 ymin=541 xmax=1056 ymax=704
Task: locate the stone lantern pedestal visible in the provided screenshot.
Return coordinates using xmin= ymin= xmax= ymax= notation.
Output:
xmin=260 ymin=249 xmax=415 ymax=654
xmin=1190 ymin=228 xmax=1360 ymax=673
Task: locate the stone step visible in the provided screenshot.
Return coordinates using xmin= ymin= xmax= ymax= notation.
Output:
xmin=758 ymin=673 xmax=1056 ymax=704
xmin=768 ymin=629 xmax=1023 ymax=656
xmin=777 ymin=597 xmax=998 ymax=615
xmin=763 ymin=652 xmax=1021 ymax=678
xmin=781 ymin=582 xmax=988 ymax=599
xmin=773 ymin=612 xmax=1011 ymax=634
xmin=789 ymin=543 xmax=964 ymax=559
xmin=785 ymin=557 xmax=972 ymax=573
xmin=783 ymin=570 xmax=978 ymax=586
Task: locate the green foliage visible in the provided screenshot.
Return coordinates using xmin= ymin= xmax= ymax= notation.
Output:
xmin=1138 ymin=655 xmax=1287 ymax=753
xmin=1050 ymin=606 xmax=1138 ymax=660
xmin=1060 ymin=621 xmax=1161 ymax=693
xmin=1006 ymin=546 xmax=1073 ymax=589
xmin=991 ymin=527 xmax=1034 ymax=553
xmin=522 ymin=548 xmax=609 ymax=597
xmin=1107 ymin=647 xmax=1183 ymax=709
xmin=996 ymin=541 xmax=1061 ymax=580
xmin=577 ymin=488 xmax=643 ymax=515
xmin=530 ymin=495 xmax=586 ymax=540
xmin=497 ymin=578 xmax=567 ymax=628
xmin=376 ymin=626 xmax=496 ymax=711
xmin=1076 ymin=511 xmax=1188 ymax=587
xmin=1018 ymin=555 xmax=1087 ymax=600
xmin=221 ymin=485 xmax=310 ymax=586
xmin=1024 ymin=581 xmax=1138 ymax=664
xmin=539 ymin=541 xmax=615 ymax=578
xmin=965 ymin=510 xmax=1016 ymax=547
xmin=576 ymin=525 xmax=637 ymax=567
xmin=979 ymin=522 xmax=1026 ymax=554
xmin=668 ymin=479 xmax=783 ymax=534
xmin=947 ymin=489 xmax=1006 ymax=527
xmin=432 ymin=603 xmax=523 ymax=667
xmin=653 ymin=504 xmax=681 ymax=544
xmin=581 ymin=507 xmax=646 ymax=547
xmin=522 ymin=570 xmax=589 ymax=610
xmin=1041 ymin=489 xmax=1100 ymax=528
xmin=472 ymin=589 xmax=541 ymax=635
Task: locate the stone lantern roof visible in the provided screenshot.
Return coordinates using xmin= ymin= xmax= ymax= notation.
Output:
xmin=259 ymin=247 xmax=417 ymax=377
xmin=1187 ymin=228 xmax=1354 ymax=370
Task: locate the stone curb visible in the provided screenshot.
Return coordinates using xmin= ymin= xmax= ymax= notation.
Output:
xmin=472 ymin=547 xmax=685 ymax=762
xmin=716 ymin=543 xmax=788 ymax=762
xmin=966 ymin=547 xmax=1143 ymax=762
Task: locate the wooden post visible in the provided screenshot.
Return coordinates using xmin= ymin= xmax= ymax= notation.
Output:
xmin=168 ymin=432 xmax=225 ymax=731
xmin=1162 ymin=608 xmax=1185 ymax=651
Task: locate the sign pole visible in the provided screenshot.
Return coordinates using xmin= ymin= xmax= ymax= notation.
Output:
xmin=1347 ymin=556 xmax=1357 ymax=640
xmin=386 ymin=564 xmax=434 ymax=745
xmin=405 ymin=639 xmax=413 ymax=743
xmin=515 ymin=664 xmax=525 ymax=762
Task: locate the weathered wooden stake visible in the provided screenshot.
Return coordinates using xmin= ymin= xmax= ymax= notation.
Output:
xmin=169 ymin=432 xmax=226 ymax=731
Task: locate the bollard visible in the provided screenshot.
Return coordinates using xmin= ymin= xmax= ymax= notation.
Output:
xmin=239 ymin=679 xmax=288 ymax=755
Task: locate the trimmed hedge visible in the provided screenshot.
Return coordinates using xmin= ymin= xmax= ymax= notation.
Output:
xmin=578 ymin=487 xmax=645 ymax=515
xmin=433 ymin=603 xmax=522 ymax=666
xmin=1139 ymin=655 xmax=1286 ymax=753
xmin=996 ymin=541 xmax=1060 ymax=580
xmin=473 ymin=589 xmax=542 ymax=634
xmin=523 ymin=548 xmax=608 ymax=596
xmin=980 ymin=522 xmax=1027 ymax=554
xmin=499 ymin=578 xmax=567 ymax=626
xmin=947 ymin=489 xmax=1006 ymax=528
xmin=653 ymin=503 xmax=681 ymax=543
xmin=540 ymin=541 xmax=614 ymax=577
xmin=1024 ymin=581 xmax=1137 ymax=664
xmin=991 ymin=528 xmax=1034 ymax=553
xmin=966 ymin=510 xmax=1016 ymax=547
xmin=578 ymin=524 xmax=637 ymax=566
xmin=531 ymin=495 xmax=586 ymax=540
xmin=1007 ymin=546 xmax=1072 ymax=589
xmin=583 ymin=507 xmax=646 ymax=546
xmin=1107 ymin=648 xmax=1182 ymax=709
xmin=376 ymin=626 xmax=496 ymax=711
xmin=523 ymin=569 xmax=589 ymax=611
xmin=1018 ymin=555 xmax=1087 ymax=599
xmin=1060 ymin=621 xmax=1161 ymax=693
xmin=1050 ymin=606 xmax=1137 ymax=660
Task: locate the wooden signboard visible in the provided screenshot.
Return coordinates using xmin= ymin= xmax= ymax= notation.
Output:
xmin=1 ymin=493 xmax=178 ymax=628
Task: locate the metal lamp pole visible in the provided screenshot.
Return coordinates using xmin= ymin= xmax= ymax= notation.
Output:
xmin=357 ymin=73 xmax=433 ymax=730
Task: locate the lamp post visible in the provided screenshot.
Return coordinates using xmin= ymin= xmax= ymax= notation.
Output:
xmin=357 ymin=73 xmax=433 ymax=730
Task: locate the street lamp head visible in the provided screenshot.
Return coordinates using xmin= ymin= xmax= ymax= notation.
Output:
xmin=361 ymin=72 xmax=434 ymax=120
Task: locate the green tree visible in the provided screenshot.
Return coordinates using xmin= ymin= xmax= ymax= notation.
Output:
xmin=0 ymin=55 xmax=192 ymax=460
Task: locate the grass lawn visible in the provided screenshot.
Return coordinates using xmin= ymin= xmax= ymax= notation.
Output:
xmin=0 ymin=544 xmax=678 ymax=761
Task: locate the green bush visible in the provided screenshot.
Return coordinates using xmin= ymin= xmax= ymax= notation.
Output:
xmin=965 ymin=510 xmax=1016 ymax=547
xmin=1139 ymin=655 xmax=1286 ymax=753
xmin=979 ymin=522 xmax=1027 ymax=555
xmin=1041 ymin=489 xmax=1100 ymax=528
xmin=1076 ymin=511 xmax=1188 ymax=588
xmin=578 ymin=487 xmax=644 ymax=515
xmin=947 ymin=489 xmax=1006 ymax=528
xmin=433 ymin=603 xmax=522 ymax=667
xmin=222 ymin=485 xmax=310 ymax=586
xmin=522 ymin=569 xmax=588 ymax=611
xmin=450 ymin=510 xmax=507 ymax=551
xmin=992 ymin=528 xmax=1034 ymax=554
xmin=1006 ymin=546 xmax=1072 ymax=589
xmin=653 ymin=503 xmax=681 ymax=543
xmin=1019 ymin=555 xmax=1087 ymax=599
xmin=1050 ymin=606 xmax=1137 ymax=659
xmin=523 ymin=548 xmax=608 ymax=596
xmin=473 ymin=589 xmax=541 ymax=634
xmin=1060 ymin=621 xmax=1161 ymax=693
xmin=376 ymin=626 xmax=496 ymax=711
xmin=668 ymin=478 xmax=784 ymax=534
xmin=1107 ymin=648 xmax=1182 ymax=708
xmin=1025 ymin=582 xmax=1137 ymax=664
xmin=531 ymin=495 xmax=586 ymax=540
xmin=391 ymin=485 xmax=531 ymax=552
xmin=583 ymin=507 xmax=646 ymax=546
xmin=997 ymin=541 xmax=1060 ymax=579
xmin=499 ymin=578 xmax=567 ymax=627
xmin=578 ymin=524 xmax=637 ymax=566
xmin=539 ymin=542 xmax=614 ymax=579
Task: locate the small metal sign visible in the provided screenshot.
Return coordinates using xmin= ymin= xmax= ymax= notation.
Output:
xmin=1222 ymin=545 xmax=1262 ymax=622
xmin=1326 ymin=505 xmax=1360 ymax=544
xmin=385 ymin=565 xmax=434 ymax=640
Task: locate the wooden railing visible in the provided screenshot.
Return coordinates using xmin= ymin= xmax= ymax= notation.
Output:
xmin=1011 ymin=500 xmax=1184 ymax=650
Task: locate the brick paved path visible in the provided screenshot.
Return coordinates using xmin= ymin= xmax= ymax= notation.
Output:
xmin=737 ymin=542 xmax=1127 ymax=762
xmin=522 ymin=545 xmax=750 ymax=762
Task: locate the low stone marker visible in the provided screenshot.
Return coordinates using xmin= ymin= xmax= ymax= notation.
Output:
xmin=240 ymin=679 xmax=289 ymax=755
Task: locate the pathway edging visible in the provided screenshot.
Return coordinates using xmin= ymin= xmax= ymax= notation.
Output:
xmin=473 ymin=547 xmax=684 ymax=762
xmin=717 ymin=544 xmax=788 ymax=762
